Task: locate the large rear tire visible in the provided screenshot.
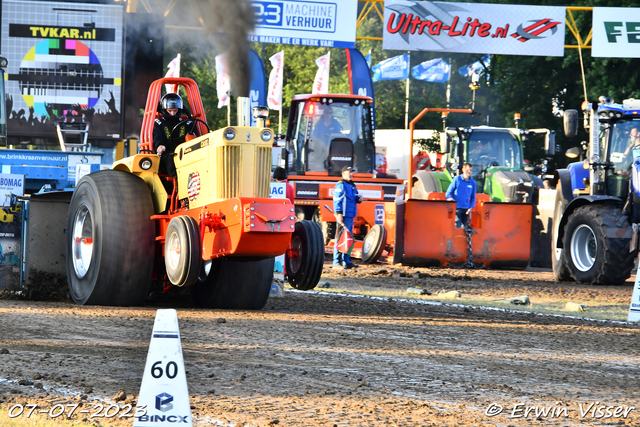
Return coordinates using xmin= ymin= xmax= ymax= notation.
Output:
xmin=191 ymin=257 xmax=275 ymax=309
xmin=551 ymin=187 xmax=571 ymax=281
xmin=564 ymin=204 xmax=635 ymax=285
xmin=362 ymin=224 xmax=387 ymax=264
xmin=67 ymin=170 xmax=155 ymax=306
xmin=286 ymin=220 xmax=324 ymax=290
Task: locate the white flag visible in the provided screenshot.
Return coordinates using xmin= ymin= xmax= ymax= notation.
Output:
xmin=267 ymin=51 xmax=284 ymax=111
xmin=312 ymin=52 xmax=330 ymax=95
xmin=215 ymin=54 xmax=231 ymax=109
xmin=164 ymin=54 xmax=181 ymax=94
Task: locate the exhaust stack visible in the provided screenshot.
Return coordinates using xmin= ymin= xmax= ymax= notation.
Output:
xmin=237 ymin=97 xmax=250 ymax=127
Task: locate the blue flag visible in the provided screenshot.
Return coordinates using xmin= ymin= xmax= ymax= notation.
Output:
xmin=411 ymin=58 xmax=450 ymax=83
xmin=346 ymin=48 xmax=376 ymax=131
xmin=371 ymin=54 xmax=409 ymax=82
xmin=459 ymin=55 xmax=490 ymax=79
xmin=248 ymin=49 xmax=267 ymax=127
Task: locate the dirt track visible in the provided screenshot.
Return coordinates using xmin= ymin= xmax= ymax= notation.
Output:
xmin=1 ymin=263 xmax=640 ymax=426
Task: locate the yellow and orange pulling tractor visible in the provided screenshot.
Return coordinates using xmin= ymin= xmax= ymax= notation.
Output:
xmin=65 ymin=78 xmax=324 ymax=308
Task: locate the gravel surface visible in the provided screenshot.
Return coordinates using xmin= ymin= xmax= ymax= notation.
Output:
xmin=0 ymin=261 xmax=639 ymax=426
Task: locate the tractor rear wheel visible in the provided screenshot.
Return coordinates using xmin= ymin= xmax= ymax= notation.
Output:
xmin=67 ymin=170 xmax=155 ymax=306
xmin=362 ymin=224 xmax=387 ymax=264
xmin=564 ymin=204 xmax=635 ymax=285
xmin=191 ymin=257 xmax=275 ymax=309
xmin=551 ymin=189 xmax=571 ymax=281
xmin=286 ymin=220 xmax=324 ymax=290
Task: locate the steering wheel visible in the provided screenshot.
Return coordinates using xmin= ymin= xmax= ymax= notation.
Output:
xmin=169 ymin=118 xmax=210 ymax=141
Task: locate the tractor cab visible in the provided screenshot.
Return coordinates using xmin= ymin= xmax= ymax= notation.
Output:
xmin=602 ymin=118 xmax=640 ymax=199
xmin=443 ymin=126 xmax=556 ymax=203
xmin=285 ymin=94 xmax=375 ymax=176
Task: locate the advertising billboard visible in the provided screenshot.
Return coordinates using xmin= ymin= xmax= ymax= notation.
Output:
xmin=250 ymin=0 xmax=357 ymax=48
xmin=592 ymin=7 xmax=640 ymax=58
xmin=383 ymin=0 xmax=566 ymax=57
xmin=1 ymin=0 xmax=124 ymax=141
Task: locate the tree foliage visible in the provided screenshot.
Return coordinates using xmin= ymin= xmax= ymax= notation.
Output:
xmin=167 ymin=0 xmax=640 ymax=169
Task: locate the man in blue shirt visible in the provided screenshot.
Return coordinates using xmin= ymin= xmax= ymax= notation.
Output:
xmin=333 ymin=166 xmax=363 ymax=269
xmin=446 ymin=162 xmax=476 ymax=228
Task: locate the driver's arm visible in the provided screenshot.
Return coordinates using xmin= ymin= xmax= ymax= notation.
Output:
xmin=153 ymin=119 xmax=167 ymax=154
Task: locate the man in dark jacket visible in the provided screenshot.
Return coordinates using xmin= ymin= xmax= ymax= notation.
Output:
xmin=153 ymin=93 xmax=193 ymax=177
xmin=332 ymin=165 xmax=363 ymax=269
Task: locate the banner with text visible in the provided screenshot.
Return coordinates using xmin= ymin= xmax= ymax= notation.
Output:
xmin=592 ymin=7 xmax=640 ymax=58
xmin=250 ymin=0 xmax=357 ymax=48
xmin=383 ymin=0 xmax=566 ymax=57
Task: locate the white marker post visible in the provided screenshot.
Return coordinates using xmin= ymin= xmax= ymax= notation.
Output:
xmin=133 ymin=309 xmax=193 ymax=426
xmin=628 ymin=260 xmax=640 ymax=322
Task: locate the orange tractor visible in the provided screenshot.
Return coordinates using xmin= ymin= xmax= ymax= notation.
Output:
xmin=65 ymin=77 xmax=324 ymax=308
xmin=281 ymin=94 xmax=405 ymax=263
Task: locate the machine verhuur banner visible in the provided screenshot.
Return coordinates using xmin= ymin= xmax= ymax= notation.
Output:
xmin=250 ymin=0 xmax=358 ymax=48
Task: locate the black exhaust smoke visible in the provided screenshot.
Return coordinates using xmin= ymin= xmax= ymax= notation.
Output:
xmin=199 ymin=0 xmax=255 ymax=97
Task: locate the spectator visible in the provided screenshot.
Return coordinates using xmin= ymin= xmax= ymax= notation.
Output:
xmin=446 ymin=163 xmax=477 ymax=228
xmin=273 ymin=166 xmax=294 ymax=203
xmin=332 ymin=166 xmax=362 ymax=269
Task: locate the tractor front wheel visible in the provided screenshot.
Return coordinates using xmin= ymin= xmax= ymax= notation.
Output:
xmin=165 ymin=216 xmax=202 ymax=287
xmin=564 ymin=204 xmax=635 ymax=285
xmin=67 ymin=170 xmax=155 ymax=306
xmin=362 ymin=224 xmax=387 ymax=264
xmin=286 ymin=220 xmax=324 ymax=290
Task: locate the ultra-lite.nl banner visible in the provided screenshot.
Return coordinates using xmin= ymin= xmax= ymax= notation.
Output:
xmin=383 ymin=0 xmax=566 ymax=57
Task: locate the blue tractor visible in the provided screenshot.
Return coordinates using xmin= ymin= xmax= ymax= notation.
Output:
xmin=553 ymin=97 xmax=640 ymax=284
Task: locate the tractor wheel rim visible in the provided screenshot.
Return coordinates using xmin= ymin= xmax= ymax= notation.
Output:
xmin=166 ymin=230 xmax=181 ymax=271
xmin=289 ymin=236 xmax=302 ymax=274
xmin=363 ymin=230 xmax=376 ymax=254
xmin=571 ymin=224 xmax=597 ymax=272
xmin=72 ymin=204 xmax=93 ymax=279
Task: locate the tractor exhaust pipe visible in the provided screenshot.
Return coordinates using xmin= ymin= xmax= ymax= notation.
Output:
xmin=237 ymin=97 xmax=250 ymax=127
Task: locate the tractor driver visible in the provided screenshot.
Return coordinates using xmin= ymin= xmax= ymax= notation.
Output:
xmin=313 ymin=105 xmax=342 ymax=140
xmin=154 ymin=93 xmax=193 ymax=177
xmin=308 ymin=105 xmax=343 ymax=170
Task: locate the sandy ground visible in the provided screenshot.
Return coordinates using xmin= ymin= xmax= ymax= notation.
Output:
xmin=1 ymin=261 xmax=639 ymax=426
